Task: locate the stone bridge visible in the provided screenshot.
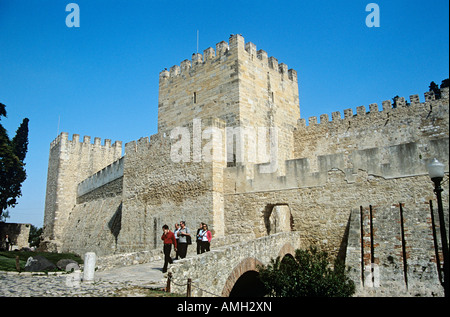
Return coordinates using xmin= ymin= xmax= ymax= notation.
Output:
xmin=167 ymin=231 xmax=303 ymax=297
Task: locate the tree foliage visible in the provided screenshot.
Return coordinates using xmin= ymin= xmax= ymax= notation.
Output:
xmin=429 ymin=81 xmax=441 ymax=99
xmin=428 ymin=78 xmax=449 ymax=100
xmin=258 ymin=246 xmax=355 ymax=297
xmin=440 ymin=78 xmax=449 ymax=89
xmin=28 ymin=225 xmax=43 ymax=248
xmin=392 ymin=95 xmax=400 ymax=108
xmin=0 ymin=102 xmax=29 ymax=219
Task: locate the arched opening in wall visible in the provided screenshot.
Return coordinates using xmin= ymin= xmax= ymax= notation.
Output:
xmin=228 ymin=271 xmax=267 ymax=297
xmin=281 ymin=253 xmax=295 ymax=265
xmin=222 ymin=257 xmax=264 ymax=297
xmin=263 ymin=204 xmax=293 ymax=235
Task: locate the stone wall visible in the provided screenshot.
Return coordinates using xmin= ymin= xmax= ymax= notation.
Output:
xmin=220 ymin=89 xmax=449 ymax=260
xmin=346 ymin=203 xmax=446 ymax=297
xmin=0 ymin=223 xmax=31 ymax=250
xmin=223 ymin=139 xmax=449 ymax=259
xmin=41 ymin=133 xmax=122 ymax=252
xmin=158 ymin=38 xmax=240 ymax=133
xmin=234 ymin=35 xmax=300 ymax=174
xmin=116 ymin=126 xmax=226 ymax=253
xmin=293 ymin=88 xmax=449 ymax=171
xmin=77 ymin=157 xmax=124 ymax=197
xmin=59 ymin=177 xmax=123 ymax=256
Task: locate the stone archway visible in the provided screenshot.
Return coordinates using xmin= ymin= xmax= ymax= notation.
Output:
xmin=221 ymin=242 xmax=297 ymax=297
xmin=264 ymin=204 xmax=292 ymax=235
xmin=278 ymin=242 xmax=296 ymax=259
xmin=228 ymin=271 xmax=266 ymax=297
xmin=221 ymin=257 xmax=264 ymax=297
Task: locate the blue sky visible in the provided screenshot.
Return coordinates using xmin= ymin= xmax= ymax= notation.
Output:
xmin=1 ymin=0 xmax=448 ymax=227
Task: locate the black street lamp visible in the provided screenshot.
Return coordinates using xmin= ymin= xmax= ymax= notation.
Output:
xmin=427 ymin=158 xmax=449 ymax=297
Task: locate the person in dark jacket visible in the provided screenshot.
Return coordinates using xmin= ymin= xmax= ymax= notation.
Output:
xmin=178 ymin=221 xmax=191 ymax=258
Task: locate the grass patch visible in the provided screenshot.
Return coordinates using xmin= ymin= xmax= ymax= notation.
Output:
xmin=0 ymin=255 xmax=24 ymax=271
xmin=0 ymin=251 xmax=83 ymax=272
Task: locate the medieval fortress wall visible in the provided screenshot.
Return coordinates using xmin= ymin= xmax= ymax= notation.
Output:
xmin=41 ymin=34 xmax=449 ymax=295
xmin=41 ymin=133 xmax=122 ymax=252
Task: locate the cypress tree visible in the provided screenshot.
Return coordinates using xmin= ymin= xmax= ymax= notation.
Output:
xmin=0 ymin=102 xmax=29 ymax=219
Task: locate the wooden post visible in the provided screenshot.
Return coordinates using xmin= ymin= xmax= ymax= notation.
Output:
xmin=187 ymin=278 xmax=192 ymax=297
xmin=166 ymin=272 xmax=172 ymax=293
xmin=15 ymin=256 xmax=20 ymax=272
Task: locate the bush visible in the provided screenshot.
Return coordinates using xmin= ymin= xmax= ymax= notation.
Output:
xmin=28 ymin=225 xmax=42 ymax=248
xmin=258 ymin=246 xmax=355 ymax=297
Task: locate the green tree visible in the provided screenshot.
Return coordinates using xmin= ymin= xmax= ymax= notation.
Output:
xmin=258 ymin=246 xmax=355 ymax=297
xmin=0 ymin=102 xmax=29 ymax=220
xmin=429 ymin=81 xmax=441 ymax=99
xmin=0 ymin=209 xmax=10 ymax=222
xmin=392 ymin=95 xmax=399 ymax=108
xmin=28 ymin=225 xmax=43 ymax=248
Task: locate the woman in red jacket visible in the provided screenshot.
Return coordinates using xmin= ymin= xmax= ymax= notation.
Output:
xmin=161 ymin=225 xmax=177 ymax=273
xmin=200 ymin=224 xmax=212 ymax=253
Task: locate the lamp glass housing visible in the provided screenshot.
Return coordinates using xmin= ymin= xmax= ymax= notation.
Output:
xmin=427 ymin=158 xmax=445 ymax=180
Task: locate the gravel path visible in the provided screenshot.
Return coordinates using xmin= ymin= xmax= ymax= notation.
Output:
xmin=0 ymin=260 xmax=167 ymax=297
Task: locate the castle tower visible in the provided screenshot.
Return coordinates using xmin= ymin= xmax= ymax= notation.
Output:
xmin=41 ymin=132 xmax=122 ymax=252
xmin=112 ymin=34 xmax=301 ymax=252
xmin=158 ymin=34 xmax=300 ymax=175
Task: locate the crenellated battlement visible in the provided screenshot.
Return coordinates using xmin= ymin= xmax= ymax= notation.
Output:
xmin=124 ymin=133 xmax=172 ymax=155
xmin=50 ymin=132 xmax=122 ymax=150
xmin=293 ymin=86 xmax=449 ymax=162
xmin=124 ymin=136 xmax=151 ymax=154
xmin=297 ymin=87 xmax=449 ymax=128
xmin=125 ymin=117 xmax=227 ymax=156
xmin=159 ymin=34 xmax=297 ymax=83
xmin=157 ymin=34 xmax=300 ymax=144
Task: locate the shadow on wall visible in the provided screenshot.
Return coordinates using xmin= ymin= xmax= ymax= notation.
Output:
xmin=108 ymin=203 xmax=122 ymax=246
xmin=338 ymin=213 xmax=352 ymax=263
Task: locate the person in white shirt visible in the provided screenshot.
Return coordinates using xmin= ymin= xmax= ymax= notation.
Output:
xmin=174 ymin=223 xmax=181 ymax=260
xmin=200 ymin=224 xmax=212 ymax=253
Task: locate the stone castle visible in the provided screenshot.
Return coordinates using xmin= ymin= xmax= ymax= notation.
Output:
xmin=41 ymin=34 xmax=449 ymax=295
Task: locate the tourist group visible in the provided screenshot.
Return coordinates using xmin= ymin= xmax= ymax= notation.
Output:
xmin=161 ymin=221 xmax=212 ymax=273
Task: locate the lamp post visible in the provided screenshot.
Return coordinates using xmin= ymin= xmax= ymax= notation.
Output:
xmin=427 ymin=158 xmax=449 ymax=297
